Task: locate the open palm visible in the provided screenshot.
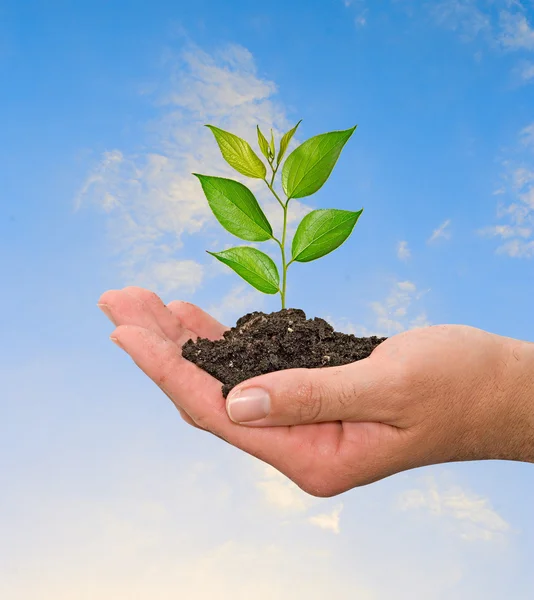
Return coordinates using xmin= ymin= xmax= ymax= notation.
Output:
xmin=99 ymin=287 xmax=414 ymax=496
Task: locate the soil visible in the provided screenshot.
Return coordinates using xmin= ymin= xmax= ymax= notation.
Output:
xmin=182 ymin=308 xmax=387 ymax=398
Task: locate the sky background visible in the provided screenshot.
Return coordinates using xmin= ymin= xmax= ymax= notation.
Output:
xmin=1 ymin=0 xmax=534 ymax=598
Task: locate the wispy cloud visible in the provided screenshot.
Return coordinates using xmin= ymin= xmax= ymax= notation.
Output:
xmin=397 ymin=475 xmax=511 ymax=542
xmin=75 ymin=44 xmax=302 ymax=297
xmin=427 ymin=0 xmax=534 ymax=52
xmin=520 ymin=123 xmax=534 ymax=147
xmin=499 ymin=10 xmax=534 ymax=51
xmin=370 ymin=280 xmax=431 ymax=335
xmin=208 ymin=283 xmax=265 ymax=325
xmin=255 ymin=464 xmax=343 ymax=534
xmin=133 ymin=259 xmax=205 ymax=295
xmin=478 ymin=122 xmax=534 ymax=258
xmin=519 ymin=60 xmax=534 ymax=81
xmin=430 ymin=0 xmax=491 ymax=41
xmin=308 ymin=504 xmax=343 ymax=534
xmin=427 ymin=218 xmax=452 ymax=243
xmin=328 ymin=279 xmax=431 ymax=337
xmin=396 ymin=240 xmax=411 ymax=260
xmin=385 ymin=0 xmax=534 ymax=71
xmin=255 ymin=464 xmax=317 ymax=513
xmin=342 ymin=0 xmax=368 ymax=27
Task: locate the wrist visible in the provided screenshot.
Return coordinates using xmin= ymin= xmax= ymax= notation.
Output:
xmin=492 ymin=338 xmax=534 ymax=463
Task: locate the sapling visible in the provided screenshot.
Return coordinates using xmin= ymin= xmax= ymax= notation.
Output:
xmin=193 ymin=121 xmax=362 ymax=309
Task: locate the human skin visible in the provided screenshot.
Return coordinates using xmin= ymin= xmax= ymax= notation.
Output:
xmin=98 ymin=286 xmax=534 ymax=497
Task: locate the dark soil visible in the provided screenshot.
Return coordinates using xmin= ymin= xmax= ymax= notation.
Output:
xmin=182 ymin=308 xmax=387 ymax=398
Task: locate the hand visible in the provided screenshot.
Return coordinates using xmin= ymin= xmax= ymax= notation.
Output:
xmin=98 ymin=288 xmax=534 ymax=497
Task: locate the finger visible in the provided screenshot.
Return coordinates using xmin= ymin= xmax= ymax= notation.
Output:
xmin=99 ymin=289 xmax=228 ymax=430
xmin=122 ymin=286 xmax=192 ymax=343
xmin=99 ymin=287 xmax=192 ymax=345
xmin=109 ymin=324 xmax=290 ymax=457
xmin=166 ymin=300 xmax=229 ymax=341
xmin=224 ymin=360 xmax=398 ymax=427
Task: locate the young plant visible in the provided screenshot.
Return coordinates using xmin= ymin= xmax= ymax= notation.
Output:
xmin=193 ymin=121 xmax=362 ymax=309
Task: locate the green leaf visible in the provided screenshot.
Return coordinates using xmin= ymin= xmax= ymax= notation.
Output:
xmin=291 ymin=208 xmax=363 ymax=263
xmin=208 ymin=247 xmax=280 ymax=294
xmin=282 ymin=126 xmax=357 ymax=199
xmin=269 ymin=129 xmax=275 ymax=159
xmin=194 ymin=174 xmax=273 ymax=241
xmin=276 ymin=120 xmax=302 ymax=166
xmin=257 ymin=126 xmax=271 ymax=162
xmin=206 ymin=125 xmax=267 ymax=179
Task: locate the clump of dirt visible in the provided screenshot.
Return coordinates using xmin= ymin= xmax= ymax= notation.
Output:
xmin=181 ymin=308 xmax=387 ymax=398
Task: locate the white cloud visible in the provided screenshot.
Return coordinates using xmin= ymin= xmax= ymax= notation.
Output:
xmin=370 ymin=280 xmax=431 ymax=335
xmin=495 ymin=238 xmax=534 ymax=257
xmin=328 ymin=279 xmax=431 ymax=337
xmin=430 ymin=0 xmax=491 ymax=41
xmin=479 ymin=123 xmax=534 ymax=257
xmin=397 ymin=475 xmax=510 ymax=542
xmin=520 ymin=123 xmax=534 ymax=147
xmin=517 ymin=60 xmax=534 ymax=82
xmin=132 ymin=259 xmax=205 ymax=295
xmin=426 ymin=1 xmax=534 ymax=52
xmin=499 ymin=11 xmax=534 ymax=50
xmin=342 ymin=0 xmax=368 ymax=27
xmin=396 ymin=240 xmax=411 ymax=260
xmin=76 ymin=43 xmax=302 ymax=297
xmin=427 ymin=218 xmax=452 ymax=243
xmin=478 ymin=224 xmax=531 ymax=239
xmin=308 ymin=504 xmax=343 ymax=534
xmin=391 ymin=0 xmax=534 ymax=74
xmin=253 ymin=464 xmax=343 ymax=534
xmin=208 ymin=283 xmax=266 ymax=325
xmin=255 ymin=464 xmax=316 ymax=513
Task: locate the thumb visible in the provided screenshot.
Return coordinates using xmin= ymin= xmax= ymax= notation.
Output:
xmin=225 ymin=359 xmax=391 ymax=427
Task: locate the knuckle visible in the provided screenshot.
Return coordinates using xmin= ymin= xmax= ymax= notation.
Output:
xmin=154 ymin=341 xmax=179 ymax=388
xmin=194 ymin=404 xmax=227 ymax=432
xmin=293 ymin=374 xmax=324 ymax=422
xmin=193 ymin=412 xmax=212 ymax=430
xmin=392 ymin=358 xmax=417 ymax=391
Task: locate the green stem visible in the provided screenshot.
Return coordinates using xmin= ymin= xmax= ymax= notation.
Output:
xmin=280 ymin=203 xmax=288 ymax=309
xmin=264 ymin=174 xmax=290 ymax=310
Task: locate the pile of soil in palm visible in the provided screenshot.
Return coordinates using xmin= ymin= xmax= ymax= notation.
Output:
xmin=181 ymin=308 xmax=387 ymax=398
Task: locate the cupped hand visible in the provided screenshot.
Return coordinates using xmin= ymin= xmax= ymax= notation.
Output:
xmin=98 ymin=288 xmax=534 ymax=497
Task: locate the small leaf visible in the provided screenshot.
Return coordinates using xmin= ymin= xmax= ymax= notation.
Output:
xmin=194 ymin=174 xmax=272 ymax=241
xmin=276 ymin=120 xmax=302 ymax=166
xmin=269 ymin=129 xmax=275 ymax=159
xmin=257 ymin=126 xmax=271 ymax=162
xmin=291 ymin=208 xmax=363 ymax=263
xmin=208 ymin=247 xmax=280 ymax=294
xmin=206 ymin=125 xmax=266 ymax=179
xmin=282 ymin=126 xmax=357 ymax=199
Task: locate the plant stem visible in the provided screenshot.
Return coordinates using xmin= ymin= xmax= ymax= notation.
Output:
xmin=280 ymin=201 xmax=288 ymax=309
xmin=264 ymin=172 xmax=290 ymax=310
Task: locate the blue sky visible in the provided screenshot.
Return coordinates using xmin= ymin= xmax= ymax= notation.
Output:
xmin=2 ymin=0 xmax=534 ymax=597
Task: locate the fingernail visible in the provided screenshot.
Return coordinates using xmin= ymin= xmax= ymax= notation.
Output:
xmin=98 ymin=303 xmax=116 ymax=325
xmin=110 ymin=336 xmax=123 ymax=350
xmin=226 ymin=387 xmax=270 ymax=423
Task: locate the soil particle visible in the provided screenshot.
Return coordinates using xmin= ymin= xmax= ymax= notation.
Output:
xmin=182 ymin=308 xmax=387 ymax=398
